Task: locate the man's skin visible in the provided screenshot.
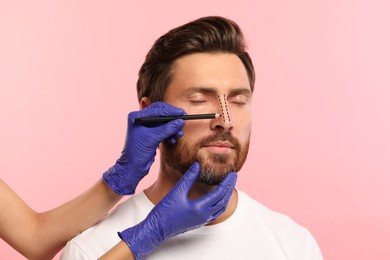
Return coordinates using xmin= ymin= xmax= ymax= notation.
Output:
xmin=143 ymin=52 xmax=253 ymax=225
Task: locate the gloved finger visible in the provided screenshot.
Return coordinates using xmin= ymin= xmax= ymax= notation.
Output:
xmin=166 ymin=129 xmax=184 ymax=144
xmin=205 ymin=181 xmax=235 ymax=222
xmin=149 ymin=119 xmax=185 ymax=140
xmin=207 ymin=204 xmax=228 ymax=223
xmin=210 ymin=172 xmax=237 ymax=207
xmin=196 ymin=171 xmax=237 ymax=207
xmin=175 ymin=129 xmax=184 ymax=137
xmin=167 ymin=136 xmax=177 ymax=144
xmin=200 ymin=175 xmax=235 ymax=222
xmin=175 ymin=162 xmax=201 ymax=194
xmin=210 ymin=179 xmax=236 ymax=218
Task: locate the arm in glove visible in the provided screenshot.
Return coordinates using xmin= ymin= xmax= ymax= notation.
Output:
xmin=118 ymin=162 xmax=237 ymax=259
xmin=103 ymin=102 xmax=186 ymax=195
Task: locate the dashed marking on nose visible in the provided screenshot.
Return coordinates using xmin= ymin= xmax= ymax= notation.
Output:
xmin=218 ymin=95 xmax=226 ymax=122
xmin=223 ymin=94 xmax=231 ymax=122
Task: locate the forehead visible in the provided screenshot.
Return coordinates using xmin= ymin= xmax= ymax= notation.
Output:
xmin=166 ymin=53 xmax=251 ymax=96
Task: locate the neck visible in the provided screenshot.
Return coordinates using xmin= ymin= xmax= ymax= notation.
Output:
xmin=144 ymin=161 xmax=238 ymax=225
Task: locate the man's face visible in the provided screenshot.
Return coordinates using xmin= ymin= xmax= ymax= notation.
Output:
xmin=161 ymin=53 xmax=252 ymax=185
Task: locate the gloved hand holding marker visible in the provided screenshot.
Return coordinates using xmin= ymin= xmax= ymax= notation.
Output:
xmin=103 ymin=102 xmax=187 ymax=195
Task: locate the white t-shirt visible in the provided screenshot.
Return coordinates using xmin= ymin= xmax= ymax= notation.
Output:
xmin=60 ymin=190 xmax=323 ymax=259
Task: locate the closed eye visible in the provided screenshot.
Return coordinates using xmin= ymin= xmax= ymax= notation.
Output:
xmin=189 ymin=99 xmax=207 ymax=104
xmin=188 ymin=93 xmax=210 ymax=104
xmin=231 ymin=101 xmax=247 ymax=105
xmin=229 ymin=95 xmax=250 ymax=106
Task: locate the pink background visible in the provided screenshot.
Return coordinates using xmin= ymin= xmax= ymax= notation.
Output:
xmin=1 ymin=1 xmax=389 ymax=259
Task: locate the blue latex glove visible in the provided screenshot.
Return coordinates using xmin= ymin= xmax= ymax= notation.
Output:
xmin=103 ymin=102 xmax=186 ymax=195
xmin=118 ymin=162 xmax=237 ymax=259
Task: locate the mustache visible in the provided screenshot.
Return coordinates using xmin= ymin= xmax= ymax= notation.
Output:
xmin=196 ymin=131 xmax=240 ymax=149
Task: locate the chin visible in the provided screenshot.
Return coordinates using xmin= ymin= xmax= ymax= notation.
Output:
xmin=196 ymin=163 xmax=234 ymax=186
xmin=196 ymin=174 xmax=227 ymax=186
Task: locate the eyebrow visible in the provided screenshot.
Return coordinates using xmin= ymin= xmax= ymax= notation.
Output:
xmin=228 ymin=88 xmax=252 ymax=97
xmin=183 ymin=87 xmax=252 ymax=96
xmin=183 ymin=87 xmax=217 ymax=96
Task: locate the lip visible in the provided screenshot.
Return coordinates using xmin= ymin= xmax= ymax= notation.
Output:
xmin=203 ymin=141 xmax=234 ymax=154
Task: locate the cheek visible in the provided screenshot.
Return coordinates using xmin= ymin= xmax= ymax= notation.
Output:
xmin=187 ymin=103 xmax=221 ymax=114
xmin=230 ymin=105 xmax=251 ymax=123
xmin=233 ymin=112 xmax=251 ymax=140
xmin=182 ymin=121 xmax=207 ymax=137
xmin=239 ymin=122 xmax=251 ymax=141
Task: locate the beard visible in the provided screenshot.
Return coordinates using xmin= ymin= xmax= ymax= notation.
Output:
xmin=161 ymin=131 xmax=250 ymax=185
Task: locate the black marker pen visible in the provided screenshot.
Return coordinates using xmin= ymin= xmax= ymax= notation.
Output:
xmin=134 ymin=113 xmax=221 ymax=123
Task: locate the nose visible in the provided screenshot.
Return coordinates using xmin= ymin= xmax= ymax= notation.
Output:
xmin=211 ymin=115 xmax=233 ymax=131
xmin=211 ymin=95 xmax=233 ymax=130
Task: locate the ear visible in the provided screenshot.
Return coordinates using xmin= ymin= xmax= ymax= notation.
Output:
xmin=140 ymin=97 xmax=152 ymax=109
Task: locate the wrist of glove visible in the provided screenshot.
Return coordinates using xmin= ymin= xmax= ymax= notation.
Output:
xmin=102 ymin=158 xmax=141 ymax=195
xmin=118 ymin=162 xmax=237 ymax=259
xmin=118 ymin=216 xmax=162 ymax=259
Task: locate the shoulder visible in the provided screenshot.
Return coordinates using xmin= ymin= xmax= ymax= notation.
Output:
xmin=237 ymin=190 xmax=304 ymax=228
xmin=236 ymin=190 xmax=323 ymax=259
xmin=60 ymin=240 xmax=91 ymax=260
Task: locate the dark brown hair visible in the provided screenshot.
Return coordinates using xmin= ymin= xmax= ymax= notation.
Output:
xmin=136 ymin=16 xmax=255 ymax=102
